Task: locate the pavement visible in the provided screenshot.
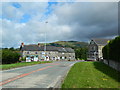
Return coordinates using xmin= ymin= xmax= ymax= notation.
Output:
xmin=0 ymin=61 xmax=80 ymax=89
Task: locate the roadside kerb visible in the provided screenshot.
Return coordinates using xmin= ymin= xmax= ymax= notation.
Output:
xmin=48 ymin=62 xmax=76 ymax=89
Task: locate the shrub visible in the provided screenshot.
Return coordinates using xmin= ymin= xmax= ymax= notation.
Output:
xmin=2 ymin=49 xmax=20 ymax=64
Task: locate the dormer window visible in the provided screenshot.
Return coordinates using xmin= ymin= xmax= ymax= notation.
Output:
xmin=91 ymin=41 xmax=94 ymax=44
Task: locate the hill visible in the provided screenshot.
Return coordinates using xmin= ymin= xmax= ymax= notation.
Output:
xmin=48 ymin=41 xmax=88 ymax=60
xmin=48 ymin=41 xmax=88 ymax=48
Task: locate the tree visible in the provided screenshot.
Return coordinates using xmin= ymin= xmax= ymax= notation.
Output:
xmin=75 ymin=47 xmax=88 ymax=60
xmin=9 ymin=47 xmax=15 ymax=51
xmin=2 ymin=49 xmax=20 ymax=64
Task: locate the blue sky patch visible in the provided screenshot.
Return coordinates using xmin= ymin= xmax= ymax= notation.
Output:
xmin=39 ymin=2 xmax=58 ymax=22
xmin=48 ymin=2 xmax=58 ymax=6
xmin=20 ymin=14 xmax=31 ymax=23
xmin=12 ymin=3 xmax=21 ymax=8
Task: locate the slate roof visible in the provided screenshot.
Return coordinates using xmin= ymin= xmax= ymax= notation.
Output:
xmin=20 ymin=45 xmax=41 ymax=51
xmin=64 ymin=48 xmax=75 ymax=53
xmin=20 ymin=44 xmax=75 ymax=53
xmin=92 ymin=38 xmax=111 ymax=45
xmin=57 ymin=47 xmax=67 ymax=52
xmin=40 ymin=46 xmax=58 ymax=51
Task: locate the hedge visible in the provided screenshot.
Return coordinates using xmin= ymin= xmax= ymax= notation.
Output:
xmin=2 ymin=49 xmax=20 ymax=64
xmin=102 ymin=36 xmax=120 ymax=63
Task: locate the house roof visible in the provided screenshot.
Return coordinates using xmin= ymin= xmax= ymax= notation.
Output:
xmin=57 ymin=47 xmax=67 ymax=52
xmin=20 ymin=45 xmax=41 ymax=51
xmin=40 ymin=46 xmax=58 ymax=51
xmin=64 ymin=47 xmax=75 ymax=53
xmin=92 ymin=38 xmax=111 ymax=45
xmin=20 ymin=44 xmax=75 ymax=53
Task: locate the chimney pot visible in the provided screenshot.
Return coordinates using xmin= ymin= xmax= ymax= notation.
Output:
xmin=21 ymin=43 xmax=24 ymax=47
xmin=38 ymin=43 xmax=40 ymax=47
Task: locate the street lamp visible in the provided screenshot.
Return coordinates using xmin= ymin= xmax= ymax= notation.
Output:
xmin=44 ymin=21 xmax=48 ymax=61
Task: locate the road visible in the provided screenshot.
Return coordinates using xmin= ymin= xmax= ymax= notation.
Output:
xmin=0 ymin=61 xmax=79 ymax=88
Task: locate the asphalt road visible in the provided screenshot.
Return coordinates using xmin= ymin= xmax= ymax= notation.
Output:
xmin=0 ymin=61 xmax=79 ymax=88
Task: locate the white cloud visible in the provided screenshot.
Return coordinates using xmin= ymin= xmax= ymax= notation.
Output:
xmin=1 ymin=2 xmax=118 ymax=48
xmin=52 ymin=2 xmax=118 ymax=39
xmin=2 ymin=3 xmax=23 ymax=21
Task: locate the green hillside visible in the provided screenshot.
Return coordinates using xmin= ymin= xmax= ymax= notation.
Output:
xmin=48 ymin=41 xmax=88 ymax=48
xmin=48 ymin=41 xmax=88 ymax=60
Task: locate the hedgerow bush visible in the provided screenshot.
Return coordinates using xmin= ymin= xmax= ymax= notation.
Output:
xmin=102 ymin=36 xmax=120 ymax=63
xmin=2 ymin=49 xmax=20 ymax=64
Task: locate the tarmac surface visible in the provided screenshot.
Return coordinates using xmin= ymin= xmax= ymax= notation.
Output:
xmin=0 ymin=61 xmax=79 ymax=88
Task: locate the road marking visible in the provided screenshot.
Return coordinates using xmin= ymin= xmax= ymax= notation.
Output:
xmin=0 ymin=66 xmax=52 ymax=86
xmin=47 ymin=75 xmax=61 ymax=88
xmin=1 ymin=63 xmax=60 ymax=72
xmin=69 ymin=63 xmax=75 ymax=67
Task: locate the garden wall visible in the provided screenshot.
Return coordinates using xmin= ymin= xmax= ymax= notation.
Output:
xmin=102 ymin=59 xmax=120 ymax=72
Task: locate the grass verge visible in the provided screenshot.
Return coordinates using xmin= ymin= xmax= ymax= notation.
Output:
xmin=62 ymin=61 xmax=120 ymax=88
xmin=0 ymin=61 xmax=52 ymax=70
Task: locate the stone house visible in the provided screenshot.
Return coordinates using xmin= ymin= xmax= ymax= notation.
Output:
xmin=87 ymin=38 xmax=111 ymax=61
xmin=20 ymin=43 xmax=75 ymax=62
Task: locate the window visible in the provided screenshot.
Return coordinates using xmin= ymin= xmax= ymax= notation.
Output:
xmin=94 ymin=46 xmax=96 ymax=50
xmin=91 ymin=47 xmax=94 ymax=50
xmin=90 ymin=41 xmax=94 ymax=44
xmin=60 ymin=57 xmax=62 ymax=59
xmin=65 ymin=57 xmax=67 ymax=59
xmin=27 ymin=51 xmax=29 ymax=54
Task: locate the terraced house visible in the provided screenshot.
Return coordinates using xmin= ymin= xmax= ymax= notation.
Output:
xmin=88 ymin=38 xmax=111 ymax=61
xmin=20 ymin=43 xmax=75 ymax=62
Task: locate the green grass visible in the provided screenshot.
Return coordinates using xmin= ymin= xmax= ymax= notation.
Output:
xmin=0 ymin=61 xmax=52 ymax=70
xmin=62 ymin=62 xmax=120 ymax=88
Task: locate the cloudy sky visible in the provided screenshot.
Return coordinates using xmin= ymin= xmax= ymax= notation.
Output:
xmin=0 ymin=1 xmax=118 ymax=48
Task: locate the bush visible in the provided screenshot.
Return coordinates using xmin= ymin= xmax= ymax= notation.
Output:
xmin=102 ymin=36 xmax=120 ymax=63
xmin=75 ymin=47 xmax=88 ymax=60
xmin=2 ymin=49 xmax=20 ymax=64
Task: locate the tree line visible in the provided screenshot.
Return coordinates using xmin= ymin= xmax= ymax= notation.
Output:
xmin=102 ymin=36 xmax=120 ymax=63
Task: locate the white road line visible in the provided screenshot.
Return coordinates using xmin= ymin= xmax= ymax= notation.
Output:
xmin=69 ymin=63 xmax=75 ymax=67
xmin=47 ymin=75 xmax=61 ymax=88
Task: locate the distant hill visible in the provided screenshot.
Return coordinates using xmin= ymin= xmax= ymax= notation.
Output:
xmin=47 ymin=41 xmax=88 ymax=48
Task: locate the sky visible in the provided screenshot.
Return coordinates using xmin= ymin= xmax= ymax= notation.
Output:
xmin=0 ymin=1 xmax=119 ymax=48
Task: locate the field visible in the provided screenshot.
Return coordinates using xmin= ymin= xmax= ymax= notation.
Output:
xmin=62 ymin=61 xmax=120 ymax=88
xmin=0 ymin=61 xmax=52 ymax=70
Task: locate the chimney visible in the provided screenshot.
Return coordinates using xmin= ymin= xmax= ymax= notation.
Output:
xmin=38 ymin=43 xmax=40 ymax=47
xmin=21 ymin=43 xmax=24 ymax=47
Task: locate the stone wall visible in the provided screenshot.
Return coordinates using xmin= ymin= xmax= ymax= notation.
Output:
xmin=102 ymin=59 xmax=120 ymax=72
